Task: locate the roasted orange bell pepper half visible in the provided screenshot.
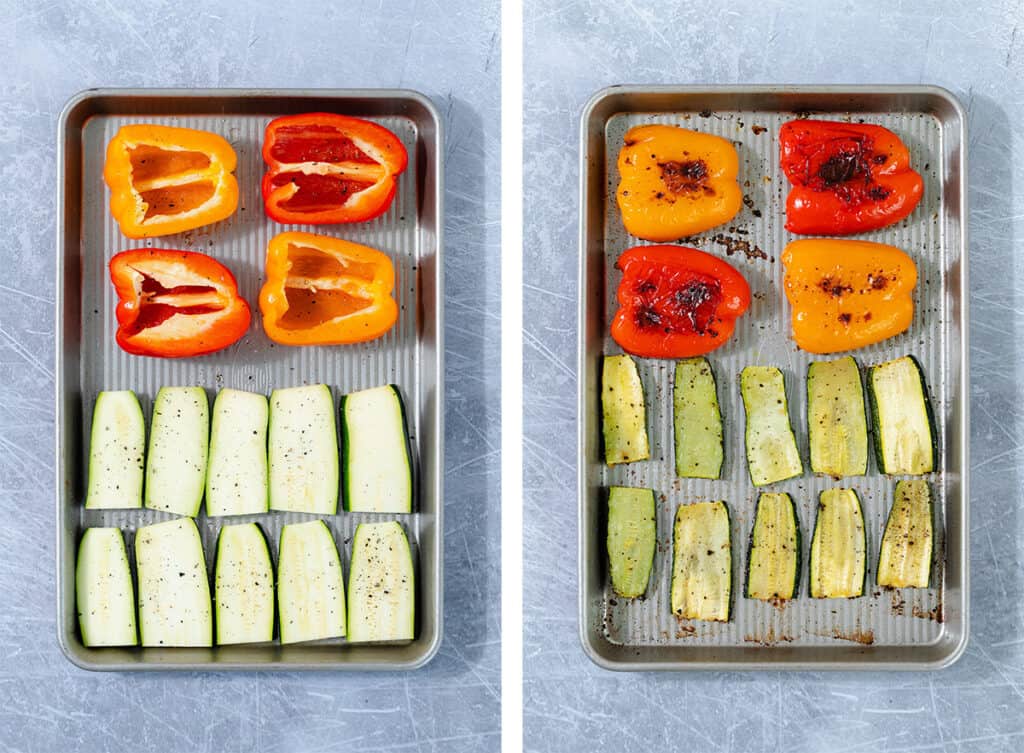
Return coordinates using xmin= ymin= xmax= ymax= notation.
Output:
xmin=109 ymin=249 xmax=251 ymax=358
xmin=611 ymin=244 xmax=751 ymax=358
xmin=259 ymin=232 xmax=398 ymax=346
xmin=616 ymin=125 xmax=742 ymax=241
xmin=781 ymin=239 xmax=917 ymax=354
xmin=261 ymin=113 xmax=408 ymax=225
xmin=780 ymin=119 xmax=923 ymax=235
xmin=103 ymin=124 xmax=238 ymax=238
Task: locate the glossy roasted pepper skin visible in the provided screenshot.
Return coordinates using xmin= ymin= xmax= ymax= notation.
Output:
xmin=259 ymin=231 xmax=398 ymax=346
xmin=616 ymin=125 xmax=743 ymax=242
xmin=780 ymin=120 xmax=924 ymax=235
xmin=261 ymin=113 xmax=408 ymax=225
xmin=781 ymin=239 xmax=917 ymax=354
xmin=109 ymin=249 xmax=251 ymax=357
xmin=611 ymin=244 xmax=751 ymax=358
xmin=103 ymin=124 xmax=239 ymax=239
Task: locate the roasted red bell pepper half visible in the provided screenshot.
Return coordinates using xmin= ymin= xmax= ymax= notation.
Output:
xmin=109 ymin=249 xmax=251 ymax=358
xmin=780 ymin=119 xmax=923 ymax=235
xmin=261 ymin=113 xmax=408 ymax=225
xmin=611 ymin=245 xmax=751 ymax=358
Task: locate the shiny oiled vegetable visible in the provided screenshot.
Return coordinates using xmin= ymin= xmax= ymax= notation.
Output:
xmin=617 ymin=124 xmax=742 ymax=241
xmin=782 ymin=239 xmax=916 ymax=354
xmin=780 ymin=119 xmax=923 ymax=235
xmin=612 ymin=245 xmax=751 ymax=359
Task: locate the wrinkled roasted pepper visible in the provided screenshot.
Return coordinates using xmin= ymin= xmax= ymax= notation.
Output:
xmin=261 ymin=113 xmax=408 ymax=225
xmin=781 ymin=239 xmax=917 ymax=354
xmin=780 ymin=119 xmax=923 ymax=235
xmin=109 ymin=249 xmax=251 ymax=358
xmin=611 ymin=244 xmax=751 ymax=358
xmin=103 ymin=124 xmax=238 ymax=238
xmin=616 ymin=125 xmax=742 ymax=241
xmin=259 ymin=231 xmax=398 ymax=345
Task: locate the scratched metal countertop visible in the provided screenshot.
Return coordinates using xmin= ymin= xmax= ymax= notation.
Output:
xmin=524 ymin=0 xmax=1024 ymax=750
xmin=0 ymin=1 xmax=499 ymax=751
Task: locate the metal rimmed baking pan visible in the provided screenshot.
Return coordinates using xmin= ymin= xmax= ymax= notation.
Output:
xmin=56 ymin=88 xmax=443 ymax=670
xmin=578 ymin=85 xmax=967 ymax=670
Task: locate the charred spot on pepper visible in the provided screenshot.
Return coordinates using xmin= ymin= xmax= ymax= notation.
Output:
xmin=818 ymin=277 xmax=853 ymax=298
xmin=868 ymin=186 xmax=891 ymax=201
xmin=672 ymin=278 xmax=722 ymax=334
xmin=867 ymin=273 xmax=889 ymax=290
xmin=636 ymin=279 xmax=657 ymax=295
xmin=635 ymin=305 xmax=662 ymax=329
xmin=816 ymin=151 xmax=865 ymax=186
xmin=838 ymin=312 xmax=852 ymax=325
xmin=658 ymin=159 xmax=712 ymax=196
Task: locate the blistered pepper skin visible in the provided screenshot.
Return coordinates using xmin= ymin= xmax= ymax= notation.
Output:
xmin=780 ymin=120 xmax=924 ymax=235
xmin=616 ymin=125 xmax=743 ymax=242
xmin=611 ymin=244 xmax=751 ymax=358
xmin=781 ymin=239 xmax=917 ymax=354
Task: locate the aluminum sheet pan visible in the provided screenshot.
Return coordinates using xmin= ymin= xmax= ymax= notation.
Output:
xmin=56 ymin=88 xmax=443 ymax=670
xmin=578 ymin=86 xmax=967 ymax=670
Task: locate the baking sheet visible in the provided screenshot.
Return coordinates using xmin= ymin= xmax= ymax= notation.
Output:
xmin=578 ymin=86 xmax=968 ymax=669
xmin=56 ymin=89 xmax=443 ymax=670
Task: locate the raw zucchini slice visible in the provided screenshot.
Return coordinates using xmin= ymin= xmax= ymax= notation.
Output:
xmin=807 ymin=356 xmax=868 ymax=477
xmin=740 ymin=366 xmax=803 ymax=486
xmin=869 ymin=355 xmax=936 ymax=475
xmin=673 ymin=357 xmax=723 ymax=479
xmin=85 ymin=390 xmax=145 ymax=509
xmin=136 ymin=518 xmax=213 ymax=647
xmin=671 ymin=501 xmax=731 ymax=622
xmin=269 ymin=384 xmax=339 ymax=514
xmin=606 ymin=486 xmax=656 ymax=598
xmin=277 ymin=521 xmax=346 ymax=643
xmin=347 ymin=521 xmax=415 ymax=642
xmin=341 ymin=385 xmax=413 ymax=513
xmin=145 ymin=386 xmax=209 ymax=516
xmin=877 ymin=480 xmax=933 ymax=588
xmin=808 ymin=488 xmax=866 ymax=599
xmin=206 ymin=389 xmax=269 ymax=517
xmin=602 ymin=354 xmax=649 ymax=465
xmin=214 ymin=523 xmax=275 ymax=645
xmin=745 ymin=492 xmax=800 ymax=601
xmin=76 ymin=528 xmax=137 ymax=647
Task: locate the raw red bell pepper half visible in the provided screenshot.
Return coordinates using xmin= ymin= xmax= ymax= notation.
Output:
xmin=611 ymin=244 xmax=751 ymax=358
xmin=110 ymin=249 xmax=251 ymax=358
xmin=780 ymin=119 xmax=923 ymax=235
xmin=261 ymin=113 xmax=408 ymax=225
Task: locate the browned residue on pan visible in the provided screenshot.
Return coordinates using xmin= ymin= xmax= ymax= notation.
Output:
xmin=912 ymin=604 xmax=944 ymax=623
xmin=832 ymin=628 xmax=875 ymax=645
xmin=676 ymin=624 xmax=697 ymax=639
xmin=744 ymin=627 xmax=794 ymax=646
xmin=890 ymin=591 xmax=906 ymax=616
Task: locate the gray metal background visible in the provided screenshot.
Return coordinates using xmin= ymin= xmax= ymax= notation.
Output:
xmin=58 ymin=91 xmax=442 ymax=670
xmin=0 ymin=0 xmax=500 ymax=749
xmin=525 ymin=0 xmax=1024 ymax=749
xmin=579 ymin=89 xmax=965 ymax=668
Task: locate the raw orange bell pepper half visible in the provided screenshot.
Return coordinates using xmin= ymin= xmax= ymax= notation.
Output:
xmin=109 ymin=249 xmax=251 ymax=358
xmin=616 ymin=124 xmax=742 ymax=241
xmin=259 ymin=231 xmax=398 ymax=346
xmin=103 ymin=124 xmax=239 ymax=238
xmin=781 ymin=239 xmax=917 ymax=354
xmin=261 ymin=113 xmax=408 ymax=225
